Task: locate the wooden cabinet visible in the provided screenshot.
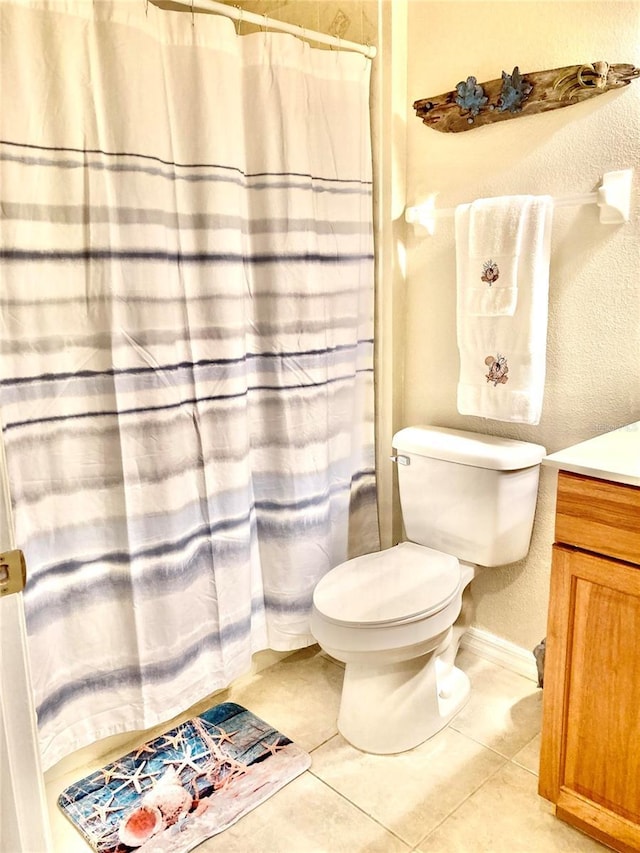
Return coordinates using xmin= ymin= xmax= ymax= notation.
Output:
xmin=539 ymin=471 xmax=640 ymax=853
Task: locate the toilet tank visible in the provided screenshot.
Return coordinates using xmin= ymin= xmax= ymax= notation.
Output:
xmin=393 ymin=426 xmax=546 ymax=567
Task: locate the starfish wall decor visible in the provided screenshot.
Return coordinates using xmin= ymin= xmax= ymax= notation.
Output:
xmin=413 ymin=62 xmax=639 ymax=132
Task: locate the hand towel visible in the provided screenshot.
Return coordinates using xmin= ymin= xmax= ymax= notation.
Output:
xmin=461 ymin=195 xmax=537 ymax=317
xmin=455 ymin=195 xmax=554 ymax=425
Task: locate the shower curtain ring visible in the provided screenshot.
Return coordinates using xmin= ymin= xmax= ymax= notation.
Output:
xmin=191 ymin=0 xmax=195 ymax=27
xmin=234 ymin=6 xmax=243 ymax=35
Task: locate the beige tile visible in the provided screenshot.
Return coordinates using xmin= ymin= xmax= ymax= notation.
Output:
xmin=415 ymin=763 xmax=608 ymax=852
xmin=223 ymin=645 xmax=344 ymax=752
xmin=217 ymin=0 xmax=320 ymax=39
xmin=310 ymin=727 xmax=506 ymax=847
xmin=449 ymin=649 xmax=543 ymax=758
xmin=512 ymin=731 xmax=541 ymax=775
xmin=318 ymin=2 xmax=363 ymax=44
xmin=262 ymin=0 xmax=320 ymax=33
xmin=204 ymin=0 xmax=378 ymax=50
xmin=198 ymin=771 xmax=411 ymax=852
xmin=361 ymin=0 xmax=378 ymax=44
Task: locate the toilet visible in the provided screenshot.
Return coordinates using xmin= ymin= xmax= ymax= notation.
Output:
xmin=311 ymin=425 xmax=546 ymax=755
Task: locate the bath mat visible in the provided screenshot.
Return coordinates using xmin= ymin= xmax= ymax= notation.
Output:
xmin=58 ymin=702 xmax=311 ymax=852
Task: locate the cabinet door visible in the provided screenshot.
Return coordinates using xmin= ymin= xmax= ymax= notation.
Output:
xmin=540 ymin=545 xmax=640 ymax=851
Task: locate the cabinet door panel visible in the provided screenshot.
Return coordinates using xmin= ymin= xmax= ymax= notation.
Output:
xmin=544 ymin=546 xmax=640 ymax=824
xmin=565 ymin=574 xmax=640 ymax=821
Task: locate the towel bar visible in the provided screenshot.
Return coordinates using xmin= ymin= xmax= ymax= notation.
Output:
xmin=405 ymin=168 xmax=633 ymax=234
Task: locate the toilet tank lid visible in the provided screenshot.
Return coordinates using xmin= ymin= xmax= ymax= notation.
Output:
xmin=393 ymin=426 xmax=546 ymax=470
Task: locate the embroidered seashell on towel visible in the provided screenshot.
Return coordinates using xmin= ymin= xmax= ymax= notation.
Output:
xmin=462 ymin=195 xmax=543 ymax=317
xmin=455 ymin=194 xmax=554 ymax=425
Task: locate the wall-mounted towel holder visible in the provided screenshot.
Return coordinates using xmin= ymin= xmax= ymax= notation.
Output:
xmin=405 ymin=168 xmax=633 ymax=235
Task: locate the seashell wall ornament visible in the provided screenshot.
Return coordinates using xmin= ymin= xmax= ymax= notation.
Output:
xmin=413 ymin=62 xmax=640 ymax=132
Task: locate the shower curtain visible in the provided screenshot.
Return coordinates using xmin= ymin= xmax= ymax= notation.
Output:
xmin=0 ymin=1 xmax=378 ymax=770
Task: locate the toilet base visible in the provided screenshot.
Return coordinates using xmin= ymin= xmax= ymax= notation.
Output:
xmin=337 ymin=650 xmax=470 ymax=754
xmin=333 ymin=564 xmax=476 ymax=754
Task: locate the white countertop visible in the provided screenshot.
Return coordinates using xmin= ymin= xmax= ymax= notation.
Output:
xmin=543 ymin=422 xmax=640 ymax=487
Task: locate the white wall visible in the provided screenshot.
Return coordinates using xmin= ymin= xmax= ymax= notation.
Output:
xmin=403 ymin=1 xmax=640 ymax=650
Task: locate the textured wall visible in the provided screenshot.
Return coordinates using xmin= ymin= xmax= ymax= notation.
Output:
xmin=219 ymin=0 xmax=377 ymax=47
xmin=404 ymin=1 xmax=640 ymax=650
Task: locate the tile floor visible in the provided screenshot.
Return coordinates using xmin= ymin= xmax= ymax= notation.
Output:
xmin=46 ymin=646 xmax=608 ymax=853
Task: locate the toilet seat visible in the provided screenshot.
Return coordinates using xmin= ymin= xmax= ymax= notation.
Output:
xmin=312 ymin=542 xmax=461 ymax=628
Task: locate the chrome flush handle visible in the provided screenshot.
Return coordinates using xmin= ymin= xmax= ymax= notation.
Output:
xmin=389 ymin=454 xmax=410 ymax=466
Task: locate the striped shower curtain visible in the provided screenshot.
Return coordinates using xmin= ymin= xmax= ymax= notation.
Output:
xmin=0 ymin=1 xmax=378 ymax=770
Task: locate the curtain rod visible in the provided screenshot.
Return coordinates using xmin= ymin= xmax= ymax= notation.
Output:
xmin=151 ymin=0 xmax=377 ymax=59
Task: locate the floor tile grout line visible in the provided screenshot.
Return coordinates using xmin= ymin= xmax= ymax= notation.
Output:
xmin=412 ymin=755 xmax=509 ymax=849
xmin=306 ymin=767 xmax=414 ymax=849
xmin=309 ymin=730 xmax=341 ymax=754
xmin=306 ymin=722 xmax=542 ymax=848
xmin=305 ymin=731 xmax=536 ymax=851
xmin=448 ymin=721 xmax=542 ymax=764
xmin=510 ymin=757 xmax=540 ymax=778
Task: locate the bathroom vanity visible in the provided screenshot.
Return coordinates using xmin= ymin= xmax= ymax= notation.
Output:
xmin=539 ymin=423 xmax=640 ymax=852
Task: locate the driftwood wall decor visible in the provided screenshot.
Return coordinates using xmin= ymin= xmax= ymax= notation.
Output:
xmin=413 ymin=62 xmax=640 ymax=133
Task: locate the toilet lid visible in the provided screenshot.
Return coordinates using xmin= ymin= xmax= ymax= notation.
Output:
xmin=313 ymin=542 xmax=461 ymax=627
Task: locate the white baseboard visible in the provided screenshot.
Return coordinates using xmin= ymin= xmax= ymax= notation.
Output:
xmin=460 ymin=626 xmax=539 ymax=683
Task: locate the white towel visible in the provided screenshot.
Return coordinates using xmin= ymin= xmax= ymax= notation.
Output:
xmin=455 ymin=195 xmax=554 ymax=425
xmin=462 ymin=195 xmax=538 ymax=316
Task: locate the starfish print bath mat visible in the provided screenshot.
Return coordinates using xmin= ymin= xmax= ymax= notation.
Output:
xmin=58 ymin=702 xmax=311 ymax=852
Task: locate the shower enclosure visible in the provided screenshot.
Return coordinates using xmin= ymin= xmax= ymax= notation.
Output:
xmin=0 ymin=0 xmax=381 ymax=828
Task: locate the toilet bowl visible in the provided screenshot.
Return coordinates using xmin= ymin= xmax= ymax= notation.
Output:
xmin=311 ymin=425 xmax=546 ymax=754
xmin=311 ymin=542 xmax=476 ymax=753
